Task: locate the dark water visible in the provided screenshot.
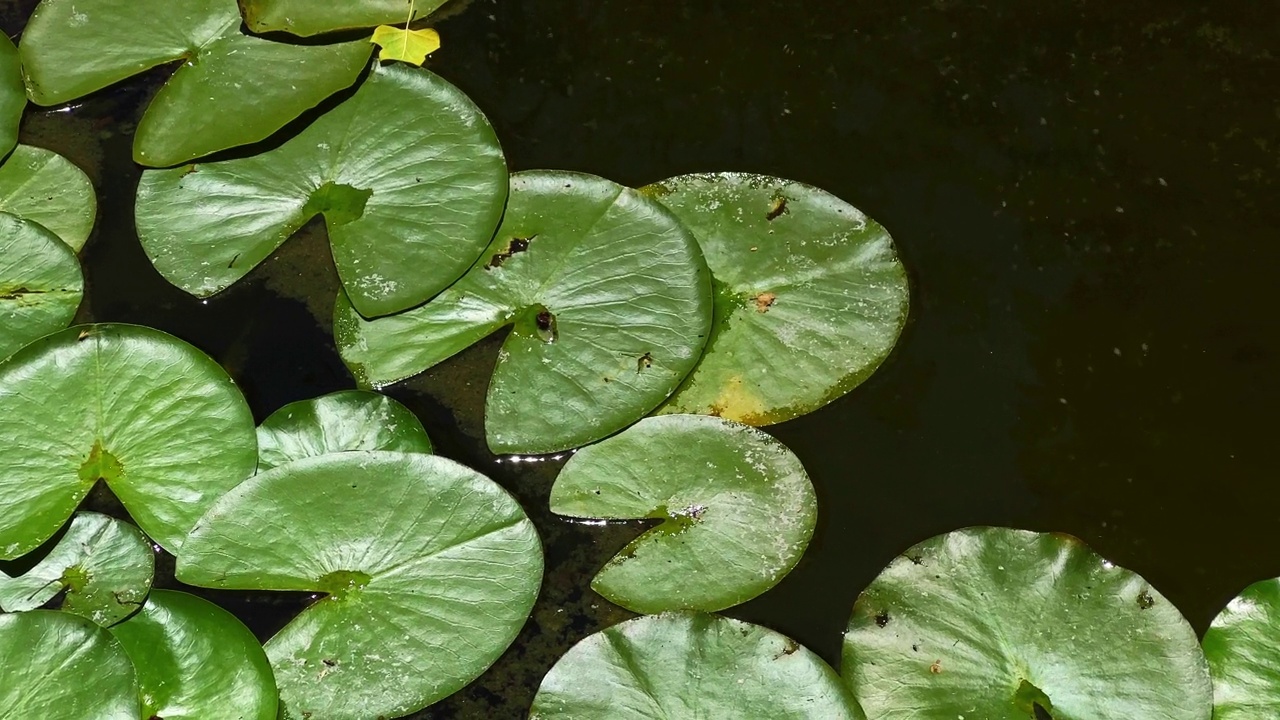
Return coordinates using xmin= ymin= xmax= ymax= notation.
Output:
xmin=3 ymin=0 xmax=1278 ymax=717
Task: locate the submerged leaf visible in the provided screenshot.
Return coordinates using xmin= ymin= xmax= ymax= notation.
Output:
xmin=372 ymin=25 xmax=441 ymax=65
xmin=530 ymin=612 xmax=865 ymax=719
xmin=335 ymin=170 xmax=713 ymax=454
xmin=176 ymin=451 xmax=543 ymax=720
xmin=551 ymin=414 xmax=815 ymax=613
xmin=256 ymin=389 xmax=432 ymax=471
xmin=841 ymin=527 xmax=1212 ymax=720
xmin=0 ymin=212 xmax=83 ymax=361
xmin=0 ymin=33 xmax=23 ymax=157
xmin=644 ymin=173 xmax=909 ymax=424
xmin=0 ymin=145 xmax=97 ymax=252
xmin=0 ymin=324 xmax=258 ymax=558
xmin=19 ymin=0 xmax=370 ymax=166
xmin=0 ymin=610 xmax=140 ymax=720
xmin=1203 ymin=578 xmax=1280 ymax=717
xmin=110 ymin=590 xmax=278 ymax=720
xmin=137 ymin=62 xmax=508 ymax=318
xmin=0 ymin=512 xmax=153 ymax=626
xmin=241 ymin=0 xmax=450 ymax=36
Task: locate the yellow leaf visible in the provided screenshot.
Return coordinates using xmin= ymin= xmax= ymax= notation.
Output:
xmin=370 ymin=26 xmax=441 ymax=66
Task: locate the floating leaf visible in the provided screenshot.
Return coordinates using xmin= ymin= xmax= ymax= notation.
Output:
xmin=643 ymin=173 xmax=909 ymax=424
xmin=0 ymin=512 xmax=153 ymax=626
xmin=335 ymin=170 xmax=712 ymax=454
xmin=371 ymin=25 xmax=441 ymax=65
xmin=110 ymin=589 xmax=278 ymax=720
xmin=257 ymin=389 xmax=432 ymax=471
xmin=0 ymin=145 xmax=97 ymax=252
xmin=177 ymin=451 xmax=543 ymax=720
xmin=137 ymin=62 xmax=508 ymax=318
xmin=0 ymin=324 xmax=257 ymax=558
xmin=0 ymin=212 xmax=83 ymax=361
xmin=0 ymin=33 xmax=23 ymax=157
xmin=241 ymin=0 xmax=450 ymax=36
xmin=841 ymin=527 xmax=1212 ymax=719
xmin=19 ymin=0 xmax=370 ymax=166
xmin=0 ymin=610 xmax=140 ymax=719
xmin=530 ymin=612 xmax=865 ymax=719
xmin=551 ymin=414 xmax=815 ymax=613
xmin=1203 ymin=578 xmax=1280 ymax=717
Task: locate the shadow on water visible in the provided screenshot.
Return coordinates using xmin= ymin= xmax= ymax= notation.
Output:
xmin=3 ymin=0 xmax=1278 ymax=716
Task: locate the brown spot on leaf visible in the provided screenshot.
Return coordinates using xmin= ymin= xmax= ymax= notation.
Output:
xmin=754 ymin=292 xmax=777 ymax=313
xmin=929 ymin=659 xmax=943 ymax=674
xmin=874 ymin=611 xmax=890 ymax=628
xmin=486 ymin=235 xmax=535 ymax=269
xmin=637 ymin=352 xmax=654 ymax=372
xmin=766 ymin=195 xmax=789 ymax=220
xmin=1137 ymin=591 xmax=1155 ymax=610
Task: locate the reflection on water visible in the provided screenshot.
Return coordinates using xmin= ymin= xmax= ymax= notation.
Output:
xmin=2 ymin=0 xmax=1276 ymax=716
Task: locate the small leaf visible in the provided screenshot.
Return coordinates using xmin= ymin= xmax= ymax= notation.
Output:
xmin=551 ymin=414 xmax=816 ymax=613
xmin=109 ymin=590 xmax=278 ymax=720
xmin=257 ymin=389 xmax=432 ymax=471
xmin=0 ymin=511 xmax=153 ymax=626
xmin=529 ymin=612 xmax=865 ymax=719
xmin=0 ymin=145 xmax=97 ymax=253
xmin=0 ymin=212 xmax=83 ymax=361
xmin=0 ymin=33 xmax=24 ymax=157
xmin=242 ymin=0 xmax=450 ymax=36
xmin=0 ymin=610 xmax=140 ymax=719
xmin=1203 ymin=577 xmax=1280 ymax=717
xmin=372 ymin=25 xmax=441 ymax=66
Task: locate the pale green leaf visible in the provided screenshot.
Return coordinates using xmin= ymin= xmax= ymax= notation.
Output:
xmin=0 ymin=145 xmax=97 ymax=252
xmin=0 ymin=212 xmax=83 ymax=361
xmin=371 ymin=25 xmax=440 ymax=65
xmin=241 ymin=0 xmax=450 ymax=36
xmin=1203 ymin=578 xmax=1280 ymax=718
xmin=256 ymin=389 xmax=432 ymax=471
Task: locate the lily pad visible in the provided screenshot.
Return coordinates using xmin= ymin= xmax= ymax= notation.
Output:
xmin=0 ymin=212 xmax=84 ymax=361
xmin=550 ymin=414 xmax=815 ymax=613
xmin=643 ymin=173 xmax=909 ymax=424
xmin=0 ymin=145 xmax=97 ymax=252
xmin=0 ymin=33 xmax=23 ymax=157
xmin=335 ymin=170 xmax=712 ymax=454
xmin=529 ymin=612 xmax=865 ymax=719
xmin=0 ymin=323 xmax=258 ymax=559
xmin=136 ymin=62 xmax=508 ymax=318
xmin=372 ymin=25 xmax=441 ymax=66
xmin=109 ymin=589 xmax=278 ymax=720
xmin=176 ymin=451 xmax=543 ymax=720
xmin=241 ymin=0 xmax=451 ymax=36
xmin=19 ymin=0 xmax=371 ymax=167
xmin=1202 ymin=578 xmax=1280 ymax=717
xmin=0 ymin=609 xmax=140 ymax=720
xmin=841 ymin=527 xmax=1213 ymax=720
xmin=257 ymin=389 xmax=432 ymax=471
xmin=0 ymin=511 xmax=153 ymax=626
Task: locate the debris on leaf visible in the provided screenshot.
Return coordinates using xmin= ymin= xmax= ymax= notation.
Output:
xmin=372 ymin=26 xmax=441 ymax=66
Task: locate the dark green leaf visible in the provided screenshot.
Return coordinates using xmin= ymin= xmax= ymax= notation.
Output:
xmin=257 ymin=389 xmax=432 ymax=471
xmin=20 ymin=0 xmax=370 ymax=166
xmin=176 ymin=451 xmax=543 ymax=720
xmin=1203 ymin=578 xmax=1280 ymax=717
xmin=241 ymin=0 xmax=450 ymax=36
xmin=0 ymin=610 xmax=140 ymax=719
xmin=0 ymin=145 xmax=97 ymax=252
xmin=529 ymin=612 xmax=865 ymax=719
xmin=0 ymin=512 xmax=153 ymax=626
xmin=551 ymin=414 xmax=815 ymax=613
xmin=0 ymin=212 xmax=83 ymax=361
xmin=335 ymin=170 xmax=713 ymax=454
xmin=110 ymin=589 xmax=278 ymax=720
xmin=644 ymin=173 xmax=909 ymax=424
xmin=0 ymin=324 xmax=258 ymax=558
xmin=137 ymin=62 xmax=508 ymax=318
xmin=841 ymin=527 xmax=1212 ymax=719
xmin=0 ymin=33 xmax=23 ymax=157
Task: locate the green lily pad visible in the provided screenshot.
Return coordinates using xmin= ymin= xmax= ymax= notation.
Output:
xmin=136 ymin=62 xmax=508 ymax=318
xmin=0 ymin=323 xmax=258 ymax=559
xmin=257 ymin=389 xmax=432 ymax=471
xmin=1203 ymin=578 xmax=1280 ymax=717
xmin=0 ymin=609 xmax=140 ymax=720
xmin=241 ymin=0 xmax=451 ymax=36
xmin=841 ymin=527 xmax=1213 ymax=720
xmin=0 ymin=212 xmax=84 ymax=361
xmin=0 ymin=511 xmax=153 ymax=626
xmin=529 ymin=612 xmax=865 ymax=719
xmin=0 ymin=145 xmax=97 ymax=252
xmin=109 ymin=589 xmax=278 ymax=720
xmin=643 ymin=173 xmax=909 ymax=424
xmin=0 ymin=34 xmax=23 ymax=158
xmin=550 ymin=414 xmax=815 ymax=613
xmin=176 ymin=451 xmax=543 ymax=720
xmin=335 ymin=170 xmax=712 ymax=454
xmin=19 ymin=0 xmax=370 ymax=167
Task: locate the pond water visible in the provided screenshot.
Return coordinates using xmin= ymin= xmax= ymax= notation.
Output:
xmin=2 ymin=0 xmax=1277 ymax=717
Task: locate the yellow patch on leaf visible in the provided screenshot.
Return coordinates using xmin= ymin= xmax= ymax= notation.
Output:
xmin=371 ymin=26 xmax=441 ymax=66
xmin=707 ymin=375 xmax=768 ymax=424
